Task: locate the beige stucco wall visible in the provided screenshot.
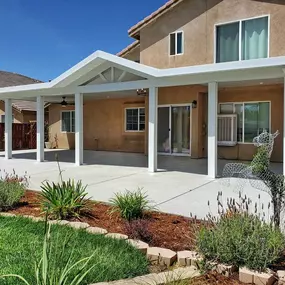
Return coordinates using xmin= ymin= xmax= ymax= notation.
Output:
xmin=218 ymin=84 xmax=283 ymax=162
xmin=140 ymin=0 xmax=285 ymax=68
xmin=48 ymin=84 xmax=283 ymax=162
xmin=0 ymin=101 xmax=36 ymax=123
xmin=121 ymin=44 xmax=140 ymax=62
xmin=49 ymin=97 xmax=146 ymax=152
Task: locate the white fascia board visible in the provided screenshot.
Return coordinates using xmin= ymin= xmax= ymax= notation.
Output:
xmin=51 ymin=50 xmax=159 ymax=88
xmin=159 ymin=56 xmax=285 ymax=78
xmin=0 ymin=82 xmax=51 ymax=94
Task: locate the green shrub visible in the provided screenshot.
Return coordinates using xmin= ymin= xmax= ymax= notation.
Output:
xmin=0 ymin=180 xmax=25 ymax=211
xmin=197 ymin=213 xmax=285 ymax=271
xmin=40 ymin=179 xmax=90 ymax=219
xmin=109 ymin=188 xmax=153 ymax=221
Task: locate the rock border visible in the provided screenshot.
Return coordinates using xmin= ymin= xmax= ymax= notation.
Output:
xmin=0 ymin=213 xmax=280 ymax=285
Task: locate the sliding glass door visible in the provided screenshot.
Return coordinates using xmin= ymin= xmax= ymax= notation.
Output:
xmin=157 ymin=105 xmax=191 ymax=155
xmin=158 ymin=107 xmax=170 ymax=153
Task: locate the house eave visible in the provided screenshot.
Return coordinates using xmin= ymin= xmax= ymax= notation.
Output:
xmin=0 ymin=52 xmax=284 ymax=99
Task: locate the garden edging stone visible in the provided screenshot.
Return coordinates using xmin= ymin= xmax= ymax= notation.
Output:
xmin=147 ymin=247 xmax=177 ymax=267
xmin=127 ymin=239 xmax=149 ymax=254
xmin=67 ymin=221 xmax=90 ymax=229
xmin=89 ymin=266 xmax=199 ymax=285
xmin=86 ymin=227 xmax=108 ymax=235
xmin=106 ymin=233 xmax=128 ymax=240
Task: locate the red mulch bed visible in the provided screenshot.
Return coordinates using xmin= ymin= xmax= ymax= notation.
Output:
xmin=6 ymin=190 xmax=199 ymax=252
xmin=190 ymin=272 xmax=248 ymax=285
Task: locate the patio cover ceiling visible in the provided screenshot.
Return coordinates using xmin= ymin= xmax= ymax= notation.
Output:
xmin=0 ymin=50 xmax=285 ymax=100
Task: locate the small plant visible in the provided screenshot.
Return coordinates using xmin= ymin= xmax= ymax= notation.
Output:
xmin=0 ymin=170 xmax=27 ymax=211
xmin=0 ymin=224 xmax=96 ymax=285
xmin=197 ymin=210 xmax=285 ymax=271
xmin=109 ymin=188 xmax=153 ymax=221
xmin=40 ymin=179 xmax=90 ymax=220
xmin=124 ymin=219 xmax=153 ymax=243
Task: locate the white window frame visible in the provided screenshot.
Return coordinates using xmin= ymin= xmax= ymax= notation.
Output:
xmin=214 ymin=15 xmax=270 ymax=63
xmin=60 ymin=110 xmax=75 ymax=133
xmin=219 ymin=101 xmax=271 ymax=144
xmin=169 ymin=31 xmax=184 ymax=56
xmin=125 ymin=107 xmax=145 ymax=132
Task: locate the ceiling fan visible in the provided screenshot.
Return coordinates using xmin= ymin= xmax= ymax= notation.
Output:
xmin=56 ymin=96 xmax=75 ymax=107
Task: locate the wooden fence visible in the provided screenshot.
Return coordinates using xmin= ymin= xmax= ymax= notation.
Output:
xmin=0 ymin=123 xmax=37 ymax=150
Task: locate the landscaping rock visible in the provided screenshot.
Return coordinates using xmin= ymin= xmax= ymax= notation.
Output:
xmin=147 ymin=247 xmax=177 ymax=267
xmin=0 ymin=213 xmax=16 ymax=217
xmin=48 ymin=220 xmax=69 ymax=225
xmin=278 ymin=270 xmax=285 ymax=285
xmin=67 ymin=221 xmax=90 ymax=229
xmin=177 ymin=250 xmax=193 ymax=266
xmin=172 ymin=266 xmax=200 ymax=280
xmin=156 ymin=266 xmax=199 ymax=283
xmin=90 ymin=267 xmax=200 ymax=285
xmin=105 ymin=233 xmax=128 ymax=240
xmin=22 ymin=215 xmax=44 ymax=222
xmin=133 ymin=273 xmax=162 ymax=285
xmin=86 ymin=227 xmax=108 ymax=235
xmin=177 ymin=250 xmax=202 ymax=267
xmin=216 ymin=264 xmax=238 ymax=277
xmin=254 ymin=271 xmax=276 ymax=285
xmin=127 ymin=239 xmax=149 ymax=254
xmin=239 ymin=267 xmax=255 ymax=284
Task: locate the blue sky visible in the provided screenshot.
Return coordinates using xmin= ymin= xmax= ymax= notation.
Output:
xmin=0 ymin=0 xmax=166 ymax=82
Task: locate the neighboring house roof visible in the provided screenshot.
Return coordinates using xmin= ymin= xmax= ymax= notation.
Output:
xmin=117 ymin=40 xmax=140 ymax=57
xmin=128 ymin=0 xmax=185 ymax=39
xmin=0 ymin=70 xmax=43 ymax=112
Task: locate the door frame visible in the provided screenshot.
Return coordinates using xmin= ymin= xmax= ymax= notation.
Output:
xmin=157 ymin=103 xmax=193 ymax=157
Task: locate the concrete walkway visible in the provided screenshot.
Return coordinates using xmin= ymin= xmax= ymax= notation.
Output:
xmin=0 ymin=149 xmax=280 ymax=219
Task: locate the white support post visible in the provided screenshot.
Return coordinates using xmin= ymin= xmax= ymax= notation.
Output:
xmin=283 ymin=77 xmax=285 ymax=176
xmin=4 ymin=99 xmax=12 ymax=159
xmin=148 ymin=87 xmax=158 ymax=172
xmin=208 ymin=82 xmax=218 ymax=178
xmin=75 ymin=93 xmax=83 ymax=166
xmin=37 ymin=96 xmax=45 ymax=162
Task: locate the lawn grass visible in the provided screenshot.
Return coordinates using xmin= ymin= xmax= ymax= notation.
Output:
xmin=0 ymin=216 xmax=149 ymax=285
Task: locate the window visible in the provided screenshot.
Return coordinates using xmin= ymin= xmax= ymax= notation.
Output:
xmin=219 ymin=102 xmax=270 ymax=143
xmin=1 ymin=114 xmax=14 ymax=123
xmin=125 ymin=108 xmax=145 ymax=131
xmin=61 ymin=111 xmax=75 ymax=132
xmin=216 ymin=16 xmax=269 ymax=63
xmin=170 ymin=31 xmax=183 ymax=55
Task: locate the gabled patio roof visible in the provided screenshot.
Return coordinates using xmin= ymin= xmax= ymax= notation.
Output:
xmin=0 ymin=51 xmax=285 ymax=99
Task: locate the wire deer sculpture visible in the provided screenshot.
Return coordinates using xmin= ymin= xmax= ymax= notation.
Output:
xmin=221 ymin=130 xmax=280 ymax=193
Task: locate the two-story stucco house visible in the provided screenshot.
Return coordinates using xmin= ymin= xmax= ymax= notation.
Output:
xmin=1 ymin=0 xmax=285 ymax=179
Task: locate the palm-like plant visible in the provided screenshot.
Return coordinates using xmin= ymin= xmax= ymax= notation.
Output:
xmin=109 ymin=188 xmax=153 ymax=221
xmin=41 ymin=179 xmax=90 ymax=220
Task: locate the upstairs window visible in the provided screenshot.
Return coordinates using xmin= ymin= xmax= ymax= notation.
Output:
xmin=216 ymin=16 xmax=269 ymax=63
xmin=170 ymin=31 xmax=183 ymax=55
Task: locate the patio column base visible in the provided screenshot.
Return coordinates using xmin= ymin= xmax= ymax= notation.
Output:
xmin=208 ymin=82 xmax=218 ymax=178
xmin=37 ymin=96 xmax=45 ymax=162
xmin=148 ymin=87 xmax=158 ymax=172
xmin=4 ymin=99 xmax=12 ymax=160
xmin=75 ymin=93 xmax=83 ymax=166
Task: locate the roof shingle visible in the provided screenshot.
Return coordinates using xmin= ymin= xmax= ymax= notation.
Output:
xmin=128 ymin=0 xmax=185 ymax=38
xmin=0 ymin=70 xmax=43 ymax=112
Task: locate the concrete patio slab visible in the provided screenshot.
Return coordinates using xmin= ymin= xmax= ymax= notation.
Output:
xmin=0 ymin=149 xmax=280 ymax=220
